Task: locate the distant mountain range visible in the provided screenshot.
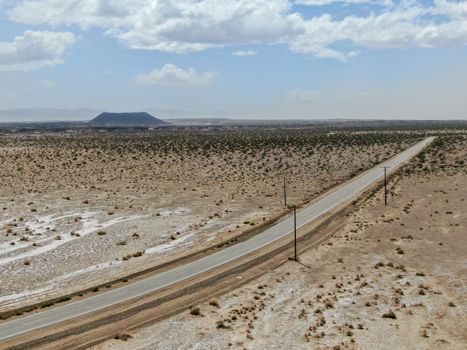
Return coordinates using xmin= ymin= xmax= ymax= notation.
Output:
xmin=0 ymin=108 xmax=237 ymax=124
xmin=0 ymin=109 xmax=101 ymax=122
xmin=0 ymin=109 xmax=465 ymax=127
xmin=0 ymin=108 xmax=241 ymax=123
xmin=90 ymin=112 xmax=166 ymax=126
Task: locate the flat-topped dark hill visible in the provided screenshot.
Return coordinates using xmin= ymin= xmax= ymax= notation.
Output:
xmin=90 ymin=112 xmax=166 ymax=126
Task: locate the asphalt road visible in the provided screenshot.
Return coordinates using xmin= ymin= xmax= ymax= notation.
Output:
xmin=0 ymin=137 xmax=434 ymax=341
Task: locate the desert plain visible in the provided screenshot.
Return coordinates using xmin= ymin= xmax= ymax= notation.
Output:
xmin=92 ymin=131 xmax=467 ymax=350
xmin=0 ymin=125 xmax=465 ymax=350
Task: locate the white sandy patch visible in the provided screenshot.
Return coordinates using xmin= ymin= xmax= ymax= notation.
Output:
xmin=0 ymin=261 xmax=122 ymax=308
xmin=146 ymin=231 xmax=196 ymax=255
xmin=0 ymin=285 xmax=52 ymax=308
xmin=52 ymin=260 xmax=123 ymax=282
xmin=0 ymin=213 xmax=146 ymax=266
xmin=159 ymin=207 xmax=191 ymax=217
xmin=0 ymin=212 xmax=95 ymax=257
xmin=24 ymin=214 xmax=56 ymax=235
xmin=146 ymin=217 xmax=226 ymax=255
xmin=0 ymin=218 xmax=13 ymax=228
xmin=24 ymin=212 xmax=81 ymax=236
xmin=0 ymin=241 xmax=30 ymax=255
xmin=144 ymin=208 xmax=216 ymax=254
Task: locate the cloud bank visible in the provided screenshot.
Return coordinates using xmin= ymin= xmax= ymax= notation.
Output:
xmin=232 ymin=50 xmax=258 ymax=56
xmin=0 ymin=30 xmax=75 ymax=71
xmin=135 ymin=63 xmax=216 ymax=86
xmin=4 ymin=0 xmax=467 ymax=61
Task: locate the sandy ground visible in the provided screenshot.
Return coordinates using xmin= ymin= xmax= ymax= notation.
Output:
xmin=0 ymin=129 xmax=420 ymax=311
xmin=93 ymin=134 xmax=466 ymax=350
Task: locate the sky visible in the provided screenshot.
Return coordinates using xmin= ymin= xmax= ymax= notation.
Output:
xmin=0 ymin=0 xmax=466 ymax=120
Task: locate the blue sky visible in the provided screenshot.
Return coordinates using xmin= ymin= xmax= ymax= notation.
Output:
xmin=0 ymin=0 xmax=466 ymax=120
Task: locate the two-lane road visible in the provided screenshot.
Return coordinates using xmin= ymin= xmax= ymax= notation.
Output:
xmin=0 ymin=137 xmax=434 ymax=342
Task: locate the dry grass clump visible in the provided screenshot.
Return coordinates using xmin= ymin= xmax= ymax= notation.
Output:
xmin=209 ymin=300 xmax=220 ymax=307
xmin=382 ymin=309 xmax=397 ymax=319
xmin=122 ymin=251 xmax=145 ymax=261
xmin=114 ymin=333 xmax=132 ymax=341
xmin=190 ymin=306 xmax=202 ymax=316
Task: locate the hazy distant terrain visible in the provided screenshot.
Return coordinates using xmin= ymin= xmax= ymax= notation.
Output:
xmin=0 ymin=109 xmax=101 ymax=122
xmin=2 ymin=109 xmax=467 ymax=127
xmin=1 ymin=111 xmax=467 ymax=130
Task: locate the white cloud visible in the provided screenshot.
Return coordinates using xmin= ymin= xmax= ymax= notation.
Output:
xmin=232 ymin=50 xmax=258 ymax=56
xmin=8 ymin=0 xmax=303 ymax=53
xmin=347 ymin=50 xmax=360 ymax=58
xmin=295 ymin=0 xmax=381 ymax=6
xmin=289 ymin=5 xmax=467 ymax=58
xmin=7 ymin=0 xmax=130 ymax=28
xmin=5 ymin=0 xmax=467 ymax=61
xmin=135 ymin=63 xmax=217 ymax=86
xmin=0 ymin=30 xmax=75 ymax=71
xmin=287 ymin=88 xmax=324 ymax=102
xmin=343 ymin=7 xmax=467 ymax=48
xmin=432 ymin=0 xmax=467 ymax=19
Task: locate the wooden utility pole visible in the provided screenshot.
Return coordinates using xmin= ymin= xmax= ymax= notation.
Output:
xmin=382 ymin=166 xmax=390 ymax=206
xmin=283 ymin=175 xmax=287 ymax=207
xmin=293 ymin=205 xmax=297 ymax=261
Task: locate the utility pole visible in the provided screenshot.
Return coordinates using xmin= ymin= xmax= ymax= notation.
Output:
xmin=283 ymin=175 xmax=287 ymax=207
xmin=382 ymin=166 xmax=390 ymax=206
xmin=293 ymin=205 xmax=297 ymax=261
